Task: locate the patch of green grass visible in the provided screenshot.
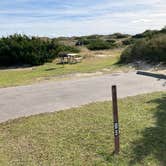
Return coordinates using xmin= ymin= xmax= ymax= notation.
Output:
xmin=0 ymin=92 xmax=165 ymax=165
xmin=0 ymin=53 xmax=129 ymax=88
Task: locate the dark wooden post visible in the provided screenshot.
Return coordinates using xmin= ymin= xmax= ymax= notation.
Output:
xmin=112 ymin=85 xmax=120 ymax=154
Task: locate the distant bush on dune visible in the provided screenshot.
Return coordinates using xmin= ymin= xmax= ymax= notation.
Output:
xmin=75 ymin=37 xmax=118 ymax=50
xmin=133 ymin=28 xmax=166 ymax=39
xmin=75 ymin=38 xmax=90 ymax=46
xmin=106 ymin=39 xmax=116 ymax=43
xmin=56 ymin=44 xmax=80 ymax=54
xmin=120 ymin=34 xmax=166 ymax=63
xmin=122 ymin=38 xmax=135 ymax=45
xmin=132 ymin=30 xmax=158 ymax=39
xmin=0 ymin=34 xmax=80 ymax=66
xmin=75 ymin=33 xmax=131 ymax=49
xmin=108 ymin=33 xmax=130 ymax=39
xmin=87 ymin=40 xmax=110 ymax=50
xmin=87 ymin=39 xmax=117 ymax=50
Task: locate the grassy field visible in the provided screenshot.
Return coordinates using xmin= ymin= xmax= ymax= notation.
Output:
xmin=0 ymin=92 xmax=165 ymax=165
xmin=0 ymin=49 xmax=130 ymax=88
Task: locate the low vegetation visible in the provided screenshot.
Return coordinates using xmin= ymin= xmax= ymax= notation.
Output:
xmin=132 ymin=27 xmax=166 ymax=39
xmin=87 ymin=39 xmax=117 ymax=50
xmin=75 ymin=33 xmax=130 ymax=50
xmin=0 ymin=49 xmax=128 ymax=88
xmin=120 ymin=27 xmax=166 ymax=63
xmin=0 ymin=92 xmax=165 ymax=165
xmin=76 ymin=38 xmax=119 ymax=50
xmin=1 ymin=28 xmax=165 ymax=67
xmin=120 ymin=34 xmax=166 ymax=63
xmin=0 ymin=34 xmax=79 ymax=66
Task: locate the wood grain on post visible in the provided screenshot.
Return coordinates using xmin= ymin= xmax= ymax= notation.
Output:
xmin=112 ymin=85 xmax=120 ymax=154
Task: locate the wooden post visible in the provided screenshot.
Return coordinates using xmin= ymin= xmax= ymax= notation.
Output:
xmin=112 ymin=85 xmax=120 ymax=154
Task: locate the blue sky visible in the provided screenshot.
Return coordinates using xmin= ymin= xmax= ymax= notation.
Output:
xmin=0 ymin=0 xmax=166 ymax=37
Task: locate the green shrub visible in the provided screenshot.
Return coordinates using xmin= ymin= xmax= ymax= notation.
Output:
xmin=114 ymin=33 xmax=130 ymax=39
xmin=75 ymin=38 xmax=90 ymax=46
xmin=106 ymin=39 xmax=116 ymax=43
xmin=122 ymin=38 xmax=135 ymax=45
xmin=87 ymin=39 xmax=117 ymax=50
xmin=86 ymin=35 xmax=101 ymax=40
xmin=0 ymin=34 xmax=80 ymax=66
xmin=120 ymin=34 xmax=166 ymax=63
xmin=132 ymin=28 xmax=166 ymax=39
xmin=133 ymin=30 xmax=157 ymax=39
xmin=57 ymin=44 xmax=80 ymax=53
xmin=109 ymin=33 xmax=130 ymax=39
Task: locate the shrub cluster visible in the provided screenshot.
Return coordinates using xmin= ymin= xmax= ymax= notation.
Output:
xmin=0 ymin=34 xmax=79 ymax=66
xmin=132 ymin=30 xmax=158 ymax=39
xmin=108 ymin=33 xmax=130 ymax=39
xmin=89 ymin=39 xmax=118 ymax=50
xmin=56 ymin=44 xmax=80 ymax=54
xmin=120 ymin=34 xmax=166 ymax=63
xmin=122 ymin=38 xmax=135 ymax=45
xmin=87 ymin=39 xmax=117 ymax=50
xmin=75 ymin=38 xmax=118 ymax=50
xmin=132 ymin=27 xmax=166 ymax=39
xmin=75 ymin=38 xmax=90 ymax=46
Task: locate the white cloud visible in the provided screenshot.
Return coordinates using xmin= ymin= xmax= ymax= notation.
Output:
xmin=0 ymin=0 xmax=166 ymax=36
xmin=131 ymin=19 xmax=152 ymax=23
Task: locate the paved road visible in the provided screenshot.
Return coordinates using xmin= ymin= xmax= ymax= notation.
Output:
xmin=0 ymin=72 xmax=165 ymax=123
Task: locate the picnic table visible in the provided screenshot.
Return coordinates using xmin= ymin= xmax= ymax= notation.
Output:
xmin=59 ymin=53 xmax=82 ymax=64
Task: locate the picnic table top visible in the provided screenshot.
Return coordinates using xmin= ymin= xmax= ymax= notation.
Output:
xmin=67 ymin=53 xmax=78 ymax=57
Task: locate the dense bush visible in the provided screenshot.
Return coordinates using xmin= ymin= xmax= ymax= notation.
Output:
xmin=57 ymin=44 xmax=80 ymax=54
xmin=120 ymin=34 xmax=166 ymax=63
xmin=108 ymin=33 xmax=130 ymax=39
xmin=106 ymin=39 xmax=116 ymax=43
xmin=114 ymin=33 xmax=130 ymax=39
xmin=122 ymin=38 xmax=135 ymax=45
xmin=0 ymin=34 xmax=79 ymax=66
xmin=133 ymin=30 xmax=158 ymax=39
xmin=87 ymin=39 xmax=117 ymax=50
xmin=75 ymin=38 xmax=90 ymax=46
xmin=75 ymin=38 xmax=118 ymax=50
xmin=86 ymin=35 xmax=102 ymax=40
xmin=133 ymin=28 xmax=166 ymax=39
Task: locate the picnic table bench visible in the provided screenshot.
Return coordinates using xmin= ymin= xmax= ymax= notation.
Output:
xmin=59 ymin=53 xmax=82 ymax=64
